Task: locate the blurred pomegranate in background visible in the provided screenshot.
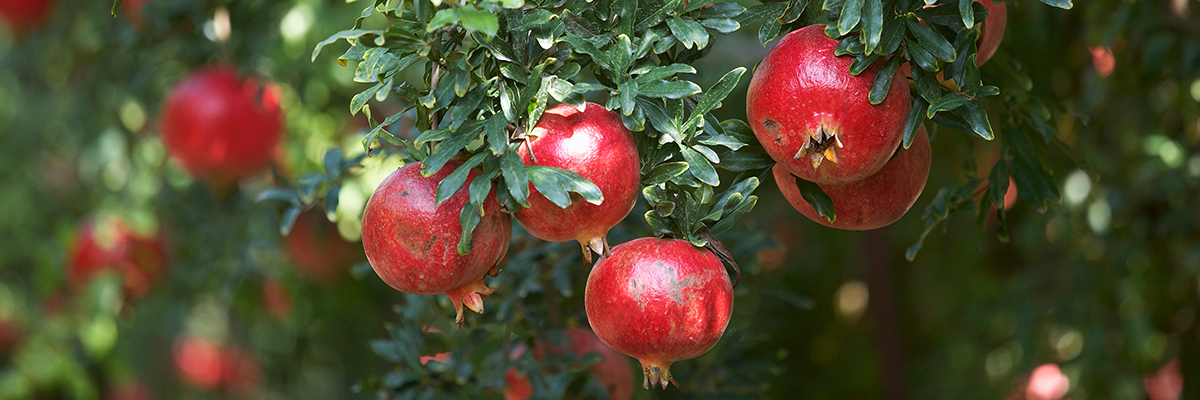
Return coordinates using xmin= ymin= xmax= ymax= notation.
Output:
xmin=173 ymin=336 xmax=260 ymax=393
xmin=160 ymin=66 xmax=283 ymax=191
xmin=68 ymin=216 xmax=167 ymax=299
xmin=106 ymin=380 xmax=154 ymax=400
xmin=0 ymin=0 xmax=54 ymax=33
xmin=284 ymin=210 xmax=363 ymax=284
xmin=1144 ymin=359 xmax=1182 ymax=400
xmin=1025 ymin=364 xmax=1070 ymax=400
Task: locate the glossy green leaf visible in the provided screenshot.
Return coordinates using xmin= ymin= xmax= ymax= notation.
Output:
xmin=869 ymin=56 xmax=901 ymax=105
xmin=906 ymin=18 xmax=956 ymax=61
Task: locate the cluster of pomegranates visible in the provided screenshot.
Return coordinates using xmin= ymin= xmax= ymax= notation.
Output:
xmin=361 ymin=102 xmax=734 ymax=392
xmin=749 ymin=0 xmax=1007 ymax=230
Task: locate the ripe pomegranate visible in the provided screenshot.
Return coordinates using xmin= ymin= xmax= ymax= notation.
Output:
xmin=1025 ymin=363 xmax=1070 ymax=400
xmin=160 ymin=66 xmax=283 ymax=190
xmin=976 ymin=0 xmax=1008 ymax=66
xmin=748 ymin=24 xmax=910 ymax=185
xmin=68 ymin=216 xmax=167 ymax=299
xmin=774 ymin=126 xmax=930 ymax=230
xmin=284 ymin=210 xmax=363 ymax=284
xmin=1144 ymin=359 xmax=1183 ymax=400
xmin=515 ymin=102 xmax=640 ymax=260
xmin=585 ymin=238 xmax=733 ymax=389
xmin=0 ymin=0 xmax=54 ymax=33
xmin=362 ymin=161 xmax=512 ymax=324
xmin=173 ymin=337 xmax=260 ymax=393
xmin=503 ymin=328 xmax=634 ymax=400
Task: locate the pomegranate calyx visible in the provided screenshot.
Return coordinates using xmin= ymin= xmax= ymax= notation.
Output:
xmin=443 ymin=279 xmax=495 ymax=326
xmin=793 ymin=125 xmax=844 ymax=169
xmin=580 ymin=236 xmax=610 ymax=263
xmin=641 ymin=362 xmax=677 ymax=390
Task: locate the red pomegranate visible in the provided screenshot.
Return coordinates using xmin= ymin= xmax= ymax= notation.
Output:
xmin=68 ymin=216 xmax=167 ymax=299
xmin=516 ymin=102 xmax=640 ymax=260
xmin=0 ymin=0 xmax=54 ymax=33
xmin=284 ymin=210 xmax=363 ymax=284
xmin=361 ymin=161 xmax=512 ymax=324
xmin=121 ymin=0 xmax=149 ymax=27
xmin=503 ymin=328 xmax=634 ymax=400
xmin=160 ymin=66 xmax=283 ymax=190
xmin=747 ymin=24 xmax=910 ymax=185
xmin=976 ymin=0 xmax=1007 ymax=66
xmin=774 ymin=126 xmax=930 ymax=230
xmin=585 ymin=238 xmax=733 ymax=389
xmin=173 ymin=337 xmax=260 ymax=393
xmin=0 ymin=317 xmax=21 ymax=355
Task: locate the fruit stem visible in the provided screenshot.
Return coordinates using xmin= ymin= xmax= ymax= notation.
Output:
xmin=443 ymin=278 xmax=495 ymax=326
xmin=640 ymin=361 xmax=677 ymax=390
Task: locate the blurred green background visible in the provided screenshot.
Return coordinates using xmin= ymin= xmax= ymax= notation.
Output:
xmin=0 ymin=0 xmax=1197 ymax=399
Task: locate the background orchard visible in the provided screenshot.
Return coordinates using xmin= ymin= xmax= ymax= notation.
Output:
xmin=0 ymin=0 xmax=1197 ymax=399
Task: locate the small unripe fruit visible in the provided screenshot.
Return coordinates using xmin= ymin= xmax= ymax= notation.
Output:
xmin=585 ymin=238 xmax=733 ymax=390
xmin=160 ymin=66 xmax=283 ymax=190
xmin=774 ymin=127 xmax=930 ymax=230
xmin=361 ymin=161 xmax=512 ymax=324
xmin=516 ymin=102 xmax=640 ymax=260
xmin=748 ymin=24 xmax=910 ymax=185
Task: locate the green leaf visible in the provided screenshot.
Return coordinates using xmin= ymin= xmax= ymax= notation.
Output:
xmin=667 ymin=16 xmax=710 ymax=49
xmin=988 ymin=157 xmax=1010 ymax=209
xmin=699 ymin=2 xmax=747 ymax=18
xmin=429 ymin=6 xmax=499 ymax=36
xmin=911 ymin=66 xmax=943 ymax=103
xmin=643 ymin=162 xmax=690 ymax=186
xmin=710 ymin=195 xmax=757 ymax=234
xmin=435 ymin=153 xmax=486 ymax=205
xmin=903 ymin=98 xmax=928 ymax=149
xmin=638 ymin=80 xmax=702 ymax=99
xmin=700 ymin=18 xmax=740 ymax=34
xmin=500 ymin=149 xmax=530 ymax=207
xmin=1011 ymin=157 xmax=1060 ymax=212
xmin=849 ymin=54 xmax=881 ymax=75
xmin=906 ymin=18 xmax=956 ymax=61
xmin=868 ymin=56 xmax=901 ymax=105
xmin=485 ymin=113 xmax=509 ymax=156
xmin=312 ymin=29 xmax=382 ymax=62
xmin=927 ymin=93 xmax=970 ymax=118
xmin=862 ymin=0 xmax=883 ymax=54
xmin=839 ymin=0 xmax=864 ymax=35
xmin=680 ymin=146 xmax=720 ymax=186
xmin=280 ymin=206 xmax=302 ymax=236
xmin=684 ymin=67 xmax=745 ymax=132
xmin=634 ymin=0 xmax=682 ymax=31
xmin=421 ymin=121 xmax=485 ymax=176
xmin=959 ymin=0 xmax=975 ymax=30
xmin=779 ymin=0 xmax=809 ymax=24
xmin=525 ymin=166 xmax=604 ymax=208
xmin=905 ymin=39 xmax=940 ymax=73
xmin=509 ymin=9 xmax=555 ymax=31
xmin=792 ymin=175 xmax=836 ymax=222
xmin=350 ymin=83 xmax=382 ymax=115
xmin=256 ymin=188 xmax=301 ymax=206
xmin=717 ymin=151 xmax=775 ymax=172
xmin=878 ymin=17 xmax=906 ymax=55
xmin=456 ymin=202 xmax=482 ymax=254
xmin=953 ymin=102 xmax=995 ymax=140
xmin=758 ymin=18 xmax=783 ymax=45
xmin=633 ymin=63 xmax=697 ymax=83
xmin=1037 ymin=0 xmax=1073 ymax=9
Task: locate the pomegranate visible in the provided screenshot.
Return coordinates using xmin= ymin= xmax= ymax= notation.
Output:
xmin=106 ymin=381 xmax=154 ymax=400
xmin=121 ymin=0 xmax=149 ymax=28
xmin=585 ymin=238 xmax=733 ymax=389
xmin=261 ymin=279 xmax=291 ymax=318
xmin=284 ymin=210 xmax=363 ymax=284
xmin=774 ymin=126 xmax=930 ymax=230
xmin=515 ymin=102 xmax=640 ymax=260
xmin=976 ymin=0 xmax=1007 ymax=66
xmin=1144 ymin=359 xmax=1183 ymax=400
xmin=68 ymin=216 xmax=167 ymax=299
xmin=173 ymin=337 xmax=260 ymax=393
xmin=0 ymin=317 xmax=21 ymax=355
xmin=503 ymin=328 xmax=634 ymax=400
xmin=0 ymin=0 xmax=54 ymax=33
xmin=747 ymin=24 xmax=910 ymax=185
xmin=361 ymin=161 xmax=512 ymax=324
xmin=1025 ymin=364 xmax=1070 ymax=400
xmin=160 ymin=66 xmax=283 ymax=190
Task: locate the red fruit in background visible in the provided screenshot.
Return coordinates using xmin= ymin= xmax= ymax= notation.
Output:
xmin=0 ymin=0 xmax=54 ymax=33
xmin=1144 ymin=359 xmax=1182 ymax=400
xmin=219 ymin=346 xmax=261 ymax=393
xmin=0 ymin=318 xmax=21 ymax=355
xmin=160 ymin=66 xmax=283 ymax=190
xmin=173 ymin=337 xmax=224 ymax=389
xmin=774 ymin=127 xmax=931 ymax=230
xmin=284 ymin=210 xmax=363 ymax=284
xmin=106 ymin=381 xmax=154 ymax=400
xmin=747 ymin=24 xmax=910 ymax=185
xmin=585 ymin=238 xmax=733 ymax=389
xmin=68 ymin=216 xmax=167 ymax=299
xmin=261 ymin=279 xmax=291 ymax=318
xmin=1025 ymin=363 xmax=1070 ymax=400
xmin=976 ymin=0 xmax=1008 ymax=66
xmin=503 ymin=328 xmax=634 ymax=400
xmin=361 ymin=161 xmax=512 ymax=324
xmin=120 ymin=0 xmax=149 ymax=27
xmin=515 ymin=102 xmax=641 ymax=260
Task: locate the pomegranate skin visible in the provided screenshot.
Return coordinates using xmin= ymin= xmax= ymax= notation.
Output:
xmin=976 ymin=0 xmax=1007 ymax=66
xmin=774 ymin=126 xmax=931 ymax=230
xmin=747 ymin=24 xmax=910 ymax=185
xmin=68 ymin=216 xmax=167 ymax=299
xmin=0 ymin=0 xmax=54 ymax=33
xmin=515 ymin=102 xmax=640 ymax=258
xmin=503 ymin=328 xmax=634 ymax=400
xmin=585 ymin=238 xmax=733 ymax=389
xmin=361 ymin=161 xmax=512 ymax=323
xmin=284 ymin=210 xmax=364 ymax=284
xmin=160 ymin=66 xmax=282 ymax=190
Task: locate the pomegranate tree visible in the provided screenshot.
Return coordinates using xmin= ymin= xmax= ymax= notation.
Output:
xmin=747 ymin=24 xmax=910 ymax=185
xmin=774 ymin=127 xmax=931 ymax=230
xmin=0 ymin=0 xmax=54 ymax=33
xmin=361 ymin=161 xmax=512 ymax=324
xmin=68 ymin=216 xmax=167 ymax=299
xmin=283 ymin=210 xmax=363 ymax=284
xmin=160 ymin=66 xmax=283 ymax=190
xmin=503 ymin=327 xmax=634 ymax=400
xmin=585 ymin=238 xmax=733 ymax=389
xmin=516 ymin=102 xmax=640 ymax=260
